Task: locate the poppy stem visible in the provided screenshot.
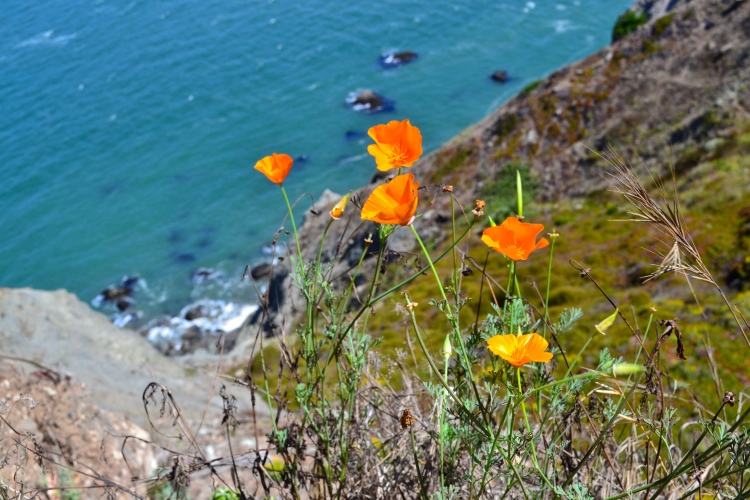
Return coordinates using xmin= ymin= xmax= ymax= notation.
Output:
xmin=279 ymin=184 xmax=302 ymax=262
xmin=410 ymin=223 xmax=449 ymax=305
xmin=542 ymin=236 xmax=557 ymax=339
xmin=410 ymin=223 xmax=492 ymax=426
xmin=409 ymin=427 xmax=429 ymax=500
xmin=402 ymin=292 xmax=494 ymax=441
xmin=518 ymin=368 xmax=556 ymax=491
xmin=438 ymin=359 xmax=448 ymax=499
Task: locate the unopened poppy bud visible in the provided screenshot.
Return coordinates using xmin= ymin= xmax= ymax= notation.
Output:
xmin=442 ymin=335 xmax=452 ymax=362
xmin=330 ymin=192 xmax=351 ymax=220
xmin=611 ymin=362 xmax=645 ymax=377
xmin=488 ymin=216 xmax=497 ymax=227
xmin=516 ymin=169 xmax=524 ymax=217
xmin=595 ymin=309 xmax=619 ymax=335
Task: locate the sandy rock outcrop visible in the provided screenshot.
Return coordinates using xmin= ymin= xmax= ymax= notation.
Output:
xmin=0 ymin=287 xmax=257 ymax=423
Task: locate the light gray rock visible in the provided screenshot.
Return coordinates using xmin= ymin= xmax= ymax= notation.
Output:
xmin=0 ymin=288 xmax=268 ymax=425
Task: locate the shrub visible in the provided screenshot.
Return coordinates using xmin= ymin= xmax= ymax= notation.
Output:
xmin=612 ymin=11 xmax=648 ymax=42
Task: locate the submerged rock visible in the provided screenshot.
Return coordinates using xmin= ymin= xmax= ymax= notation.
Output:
xmin=92 ymin=275 xmax=140 ymax=310
xmin=379 ymin=50 xmax=418 ymax=68
xmin=346 ymin=89 xmax=394 ymax=113
xmin=191 ymin=267 xmax=221 ymax=284
xmin=490 ymin=70 xmax=509 ymax=83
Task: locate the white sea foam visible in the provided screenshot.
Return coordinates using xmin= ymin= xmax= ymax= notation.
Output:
xmin=16 ymin=30 xmax=77 ymax=48
xmin=339 ymin=153 xmax=367 ymax=164
xmin=144 ymin=299 xmax=258 ymax=354
xmin=553 ymin=20 xmax=573 ymax=33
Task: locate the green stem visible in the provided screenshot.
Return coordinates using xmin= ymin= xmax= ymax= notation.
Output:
xmin=477 ymin=396 xmax=513 ymax=496
xmin=359 ymin=234 xmax=387 ymax=344
xmin=279 ymin=184 xmax=302 ymax=262
xmin=450 ymin=194 xmax=458 ymax=293
xmin=403 ymin=292 xmax=489 ymax=438
xmin=409 ymin=427 xmax=428 ymax=500
xmin=311 ymin=220 xmax=476 ymax=405
xmin=410 ymin=223 xmax=449 ymax=306
xmin=371 ymin=219 xmax=476 ymax=303
xmin=517 ymin=368 xmax=554 ymax=492
xmin=439 ymin=361 xmax=448 ymax=499
xmin=542 ymin=236 xmax=556 ymax=338
xmin=410 ymin=223 xmax=490 ymax=425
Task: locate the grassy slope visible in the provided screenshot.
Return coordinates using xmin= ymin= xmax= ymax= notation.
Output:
xmin=365 ymin=124 xmax=750 ymax=411
xmin=247 ymin=0 xmax=750 ymax=410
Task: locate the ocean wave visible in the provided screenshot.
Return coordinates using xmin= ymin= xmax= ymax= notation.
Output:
xmin=553 ymin=20 xmax=573 ymax=34
xmin=142 ymin=299 xmax=258 ymax=354
xmin=15 ymin=30 xmax=77 ymax=48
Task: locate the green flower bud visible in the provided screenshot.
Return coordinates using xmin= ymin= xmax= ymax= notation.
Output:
xmin=595 ymin=309 xmax=619 ymax=335
xmin=442 ymin=334 xmax=452 ymax=362
xmin=612 ymin=362 xmax=645 ymax=377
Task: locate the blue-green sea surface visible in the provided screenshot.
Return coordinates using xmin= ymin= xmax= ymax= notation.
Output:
xmin=0 ymin=0 xmax=631 ymax=320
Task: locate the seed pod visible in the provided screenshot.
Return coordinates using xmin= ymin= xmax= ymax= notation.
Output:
xmin=400 ymin=408 xmax=416 ymax=429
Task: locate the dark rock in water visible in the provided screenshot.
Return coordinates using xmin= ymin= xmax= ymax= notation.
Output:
xmin=183 ymin=304 xmax=207 ymax=321
xmin=267 ymin=268 xmax=289 ymax=312
xmin=121 ymin=276 xmax=140 ymax=289
xmin=101 ymin=286 xmax=131 ymax=302
xmin=344 ymin=130 xmax=367 ymax=141
xmin=346 ymin=90 xmax=394 ymax=113
xmin=380 ymin=50 xmax=418 ymax=68
xmin=169 ymin=229 xmax=185 ymax=244
xmin=250 ymin=263 xmax=273 ymax=280
xmin=92 ymin=276 xmax=140 ymax=312
xmin=96 ymin=275 xmax=140 ymax=306
xmin=192 ymin=267 xmax=220 ymax=284
xmin=173 ymin=253 xmax=196 ymax=264
xmin=490 ymin=70 xmax=509 ymax=83
xmin=296 ymin=154 xmax=309 ymax=163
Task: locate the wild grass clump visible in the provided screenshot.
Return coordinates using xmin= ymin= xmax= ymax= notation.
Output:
xmin=215 ymin=124 xmax=750 ymax=499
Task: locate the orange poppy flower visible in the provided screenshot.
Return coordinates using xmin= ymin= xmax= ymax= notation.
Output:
xmin=481 ymin=216 xmax=549 ymax=261
xmin=361 ymin=174 xmax=419 ymax=226
xmin=254 ymin=153 xmax=293 ymax=184
xmin=367 ymin=119 xmax=423 ymax=171
xmin=487 ymin=333 xmax=553 ymax=367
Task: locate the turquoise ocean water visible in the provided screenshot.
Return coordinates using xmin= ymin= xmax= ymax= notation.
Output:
xmin=0 ymin=0 xmax=630 ymax=320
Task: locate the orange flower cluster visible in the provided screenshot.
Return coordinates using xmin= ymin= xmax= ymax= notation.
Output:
xmin=367 ymin=119 xmax=423 ymax=172
xmin=487 ymin=332 xmax=552 ymax=367
xmin=481 ymin=216 xmax=549 ymax=261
